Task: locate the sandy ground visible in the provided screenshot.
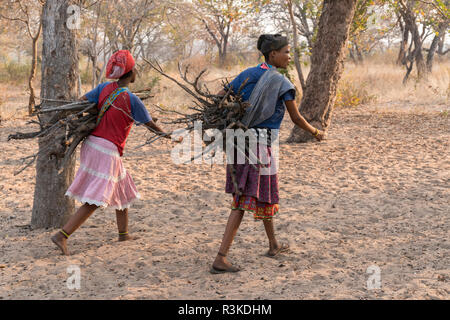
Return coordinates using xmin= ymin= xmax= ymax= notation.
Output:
xmin=0 ymin=101 xmax=448 ymax=300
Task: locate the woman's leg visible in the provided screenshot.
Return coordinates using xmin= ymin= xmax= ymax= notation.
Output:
xmin=116 ymin=208 xmax=134 ymax=241
xmin=51 ymin=203 xmax=98 ymax=255
xmin=211 ymin=209 xmax=244 ymax=272
xmin=263 ymin=219 xmax=289 ymax=256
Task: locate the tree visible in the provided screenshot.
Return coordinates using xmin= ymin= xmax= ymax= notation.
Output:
xmin=345 ymin=1 xmax=398 ymax=65
xmin=392 ymin=0 xmax=447 ymax=83
xmin=32 ymin=0 xmax=80 ymax=228
xmin=348 ymin=0 xmax=379 ymax=64
xmin=0 ymin=0 xmax=44 ymax=115
xmin=79 ymin=0 xmax=105 ymax=89
xmin=77 ymin=0 xmax=166 ymax=87
xmin=424 ymin=0 xmax=449 ymax=72
xmin=101 ymin=0 xmax=160 ymax=56
xmin=288 ymin=0 xmax=358 ymax=143
xmin=163 ymin=2 xmax=201 ymax=60
xmin=266 ymin=0 xmax=321 ymax=55
xmin=190 ymin=0 xmax=262 ymax=66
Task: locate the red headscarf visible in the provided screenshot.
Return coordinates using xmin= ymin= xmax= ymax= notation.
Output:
xmin=106 ymin=50 xmax=135 ymax=79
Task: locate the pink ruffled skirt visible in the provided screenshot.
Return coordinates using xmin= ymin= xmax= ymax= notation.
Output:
xmin=65 ymin=135 xmax=140 ymax=210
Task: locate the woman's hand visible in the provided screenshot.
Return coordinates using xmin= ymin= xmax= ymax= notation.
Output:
xmin=173 ymin=136 xmax=183 ymax=143
xmin=312 ymin=129 xmax=326 ymax=141
xmin=286 ymin=100 xmax=325 ymax=141
xmin=163 ymin=133 xmax=183 ymax=143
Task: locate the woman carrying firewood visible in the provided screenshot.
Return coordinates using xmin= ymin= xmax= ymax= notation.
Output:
xmin=51 ymin=50 xmax=176 ymax=256
xmin=210 ymin=34 xmax=325 ymax=273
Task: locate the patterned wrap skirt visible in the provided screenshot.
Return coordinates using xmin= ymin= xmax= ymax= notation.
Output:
xmin=226 ymin=143 xmax=279 ymax=220
xmin=65 ymin=135 xmax=140 ymax=210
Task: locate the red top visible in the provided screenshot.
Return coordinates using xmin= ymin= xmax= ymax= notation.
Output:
xmin=91 ymin=82 xmax=133 ymax=156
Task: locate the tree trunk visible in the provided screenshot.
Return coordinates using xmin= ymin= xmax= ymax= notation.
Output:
xmin=355 ymin=43 xmax=364 ymax=64
xmin=219 ymin=28 xmax=229 ymax=67
xmin=427 ymin=22 xmax=447 ymax=73
xmin=28 ymin=22 xmax=42 ymax=115
xmin=288 ymin=0 xmax=357 ymax=143
xmin=91 ymin=55 xmax=98 ymax=89
xmin=437 ymin=31 xmax=446 ymax=55
xmin=349 ymin=46 xmax=357 ymax=63
xmin=32 ymin=0 xmax=79 ymax=229
xmin=397 ymin=18 xmax=409 ymax=65
xmin=399 ymin=0 xmax=426 ymax=83
xmin=288 ymin=0 xmax=306 ymax=93
xmin=412 ymin=25 xmax=426 ymax=80
xmin=427 ymin=33 xmax=440 ymax=73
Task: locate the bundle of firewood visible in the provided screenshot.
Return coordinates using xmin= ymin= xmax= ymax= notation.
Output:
xmin=9 ymin=88 xmax=153 ymax=174
xmin=144 ymin=59 xmax=252 ymax=157
xmin=144 ymin=60 xmax=261 ymax=195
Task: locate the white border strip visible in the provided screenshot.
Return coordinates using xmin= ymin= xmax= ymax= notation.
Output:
xmin=85 ymin=139 xmax=120 ymax=158
xmin=65 ymin=191 xmax=141 ymax=210
xmin=80 ymin=164 xmax=127 ymax=183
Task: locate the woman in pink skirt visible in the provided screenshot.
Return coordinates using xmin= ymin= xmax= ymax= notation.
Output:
xmin=51 ymin=50 xmax=176 ymax=255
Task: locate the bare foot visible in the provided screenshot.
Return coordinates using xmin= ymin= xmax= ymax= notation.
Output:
xmin=210 ymin=256 xmax=241 ymax=274
xmin=266 ymin=242 xmax=289 ymax=257
xmin=51 ymin=232 xmax=70 ymax=256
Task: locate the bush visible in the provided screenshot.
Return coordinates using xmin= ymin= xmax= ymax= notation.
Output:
xmin=335 ymin=80 xmax=377 ymax=108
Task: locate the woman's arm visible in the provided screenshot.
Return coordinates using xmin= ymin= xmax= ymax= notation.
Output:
xmin=144 ymin=120 xmax=171 ymax=139
xmin=143 ymin=120 xmax=183 ymax=142
xmin=285 ymin=100 xmax=325 ymax=141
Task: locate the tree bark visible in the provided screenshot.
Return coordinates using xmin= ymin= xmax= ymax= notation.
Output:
xmin=427 ymin=22 xmax=447 ymax=73
xmin=399 ymin=0 xmax=426 ymax=83
xmin=28 ymin=21 xmax=42 ymax=115
xmin=288 ymin=0 xmax=306 ymax=93
xmin=397 ymin=16 xmax=409 ymax=65
xmin=437 ymin=31 xmax=446 ymax=55
xmin=288 ymin=0 xmax=357 ymax=143
xmin=32 ymin=0 xmax=79 ymax=229
xmin=355 ymin=43 xmax=364 ymax=64
xmin=411 ymin=23 xmax=426 ymax=80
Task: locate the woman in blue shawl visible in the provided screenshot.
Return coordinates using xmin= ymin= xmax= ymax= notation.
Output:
xmin=210 ymin=34 xmax=324 ymax=274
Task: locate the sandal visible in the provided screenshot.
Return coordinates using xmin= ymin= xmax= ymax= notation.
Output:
xmin=209 ymin=265 xmax=241 ymax=274
xmin=266 ymin=243 xmax=290 ymax=257
xmin=210 ymin=251 xmax=241 ymax=274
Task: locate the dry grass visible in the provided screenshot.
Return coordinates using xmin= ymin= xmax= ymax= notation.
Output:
xmin=340 ymin=58 xmax=450 ymax=108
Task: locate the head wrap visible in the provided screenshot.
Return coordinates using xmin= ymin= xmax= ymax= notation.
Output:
xmin=257 ymin=34 xmax=289 ymax=55
xmin=106 ymin=50 xmax=135 ymax=79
